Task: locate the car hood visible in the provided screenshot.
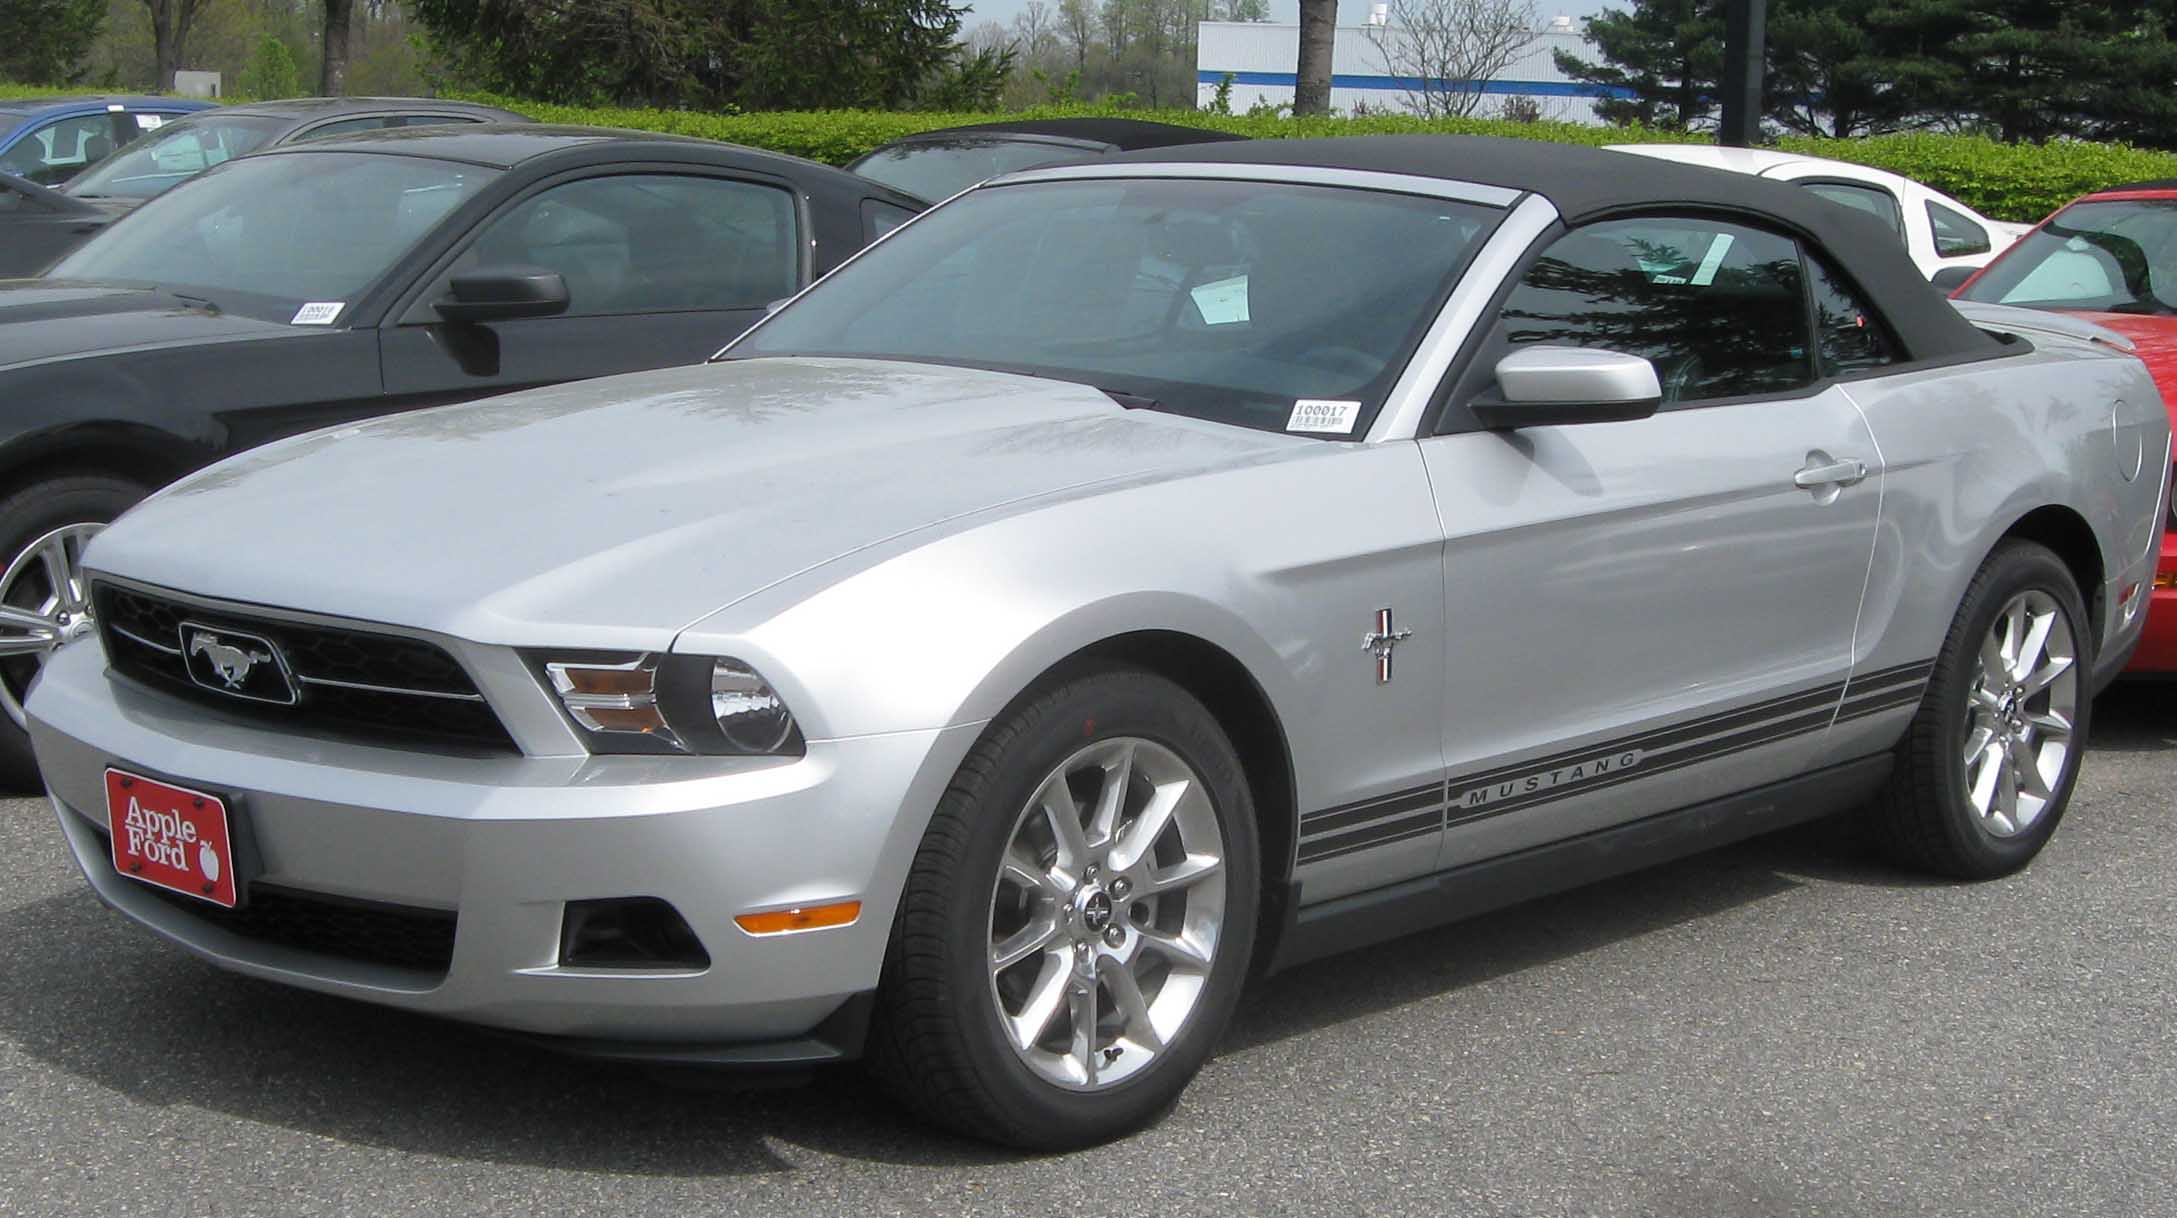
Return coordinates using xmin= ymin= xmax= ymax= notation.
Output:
xmin=91 ymin=357 xmax=1305 ymax=648
xmin=0 ymin=280 xmax=293 ymax=369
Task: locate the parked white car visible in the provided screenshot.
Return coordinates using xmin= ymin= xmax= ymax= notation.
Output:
xmin=1608 ymin=144 xmax=2030 ymax=280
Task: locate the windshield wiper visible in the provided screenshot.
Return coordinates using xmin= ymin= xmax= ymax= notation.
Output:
xmin=1099 ymin=387 xmax=1164 ymax=411
xmin=167 ymin=290 xmax=221 ymax=314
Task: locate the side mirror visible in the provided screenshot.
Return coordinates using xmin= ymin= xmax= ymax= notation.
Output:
xmin=763 ymin=296 xmax=792 ymax=317
xmin=1929 ymin=265 xmax=1976 ymax=294
xmin=1472 ymin=346 xmax=1661 ymax=429
xmin=435 ymin=266 xmax=569 ymax=323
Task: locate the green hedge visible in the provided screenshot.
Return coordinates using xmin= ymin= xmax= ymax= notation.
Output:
xmin=464 ymin=96 xmax=2177 ymax=223
xmin=16 ymin=79 xmax=2177 ymax=223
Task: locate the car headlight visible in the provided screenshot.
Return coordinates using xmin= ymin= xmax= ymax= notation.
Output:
xmin=538 ymin=652 xmax=803 ymax=757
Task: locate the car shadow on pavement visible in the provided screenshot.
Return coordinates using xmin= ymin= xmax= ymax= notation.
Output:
xmin=2 ymin=694 xmax=2165 ymax=1172
xmin=0 ymin=887 xmax=1015 ymax=1175
xmin=2087 ymin=682 xmax=2177 ymax=753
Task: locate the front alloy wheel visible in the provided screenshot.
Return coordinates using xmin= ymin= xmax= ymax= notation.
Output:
xmin=873 ymin=668 xmax=1259 ymax=1149
xmin=0 ymin=473 xmax=148 ymax=791
xmin=0 ymin=522 xmax=103 ymax=729
xmin=988 ymin=737 xmax=1228 ymax=1091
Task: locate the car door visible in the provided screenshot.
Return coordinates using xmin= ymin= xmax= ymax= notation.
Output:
xmin=376 ymin=168 xmax=801 ymax=409
xmin=1416 ymin=214 xmax=1883 ymax=870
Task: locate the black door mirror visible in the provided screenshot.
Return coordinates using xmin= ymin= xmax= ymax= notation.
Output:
xmin=1929 ymin=265 xmax=1976 ymax=294
xmin=435 ymin=267 xmax=570 ymax=323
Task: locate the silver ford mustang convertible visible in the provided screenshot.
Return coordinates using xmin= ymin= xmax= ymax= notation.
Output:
xmin=26 ymin=137 xmax=2173 ymax=1147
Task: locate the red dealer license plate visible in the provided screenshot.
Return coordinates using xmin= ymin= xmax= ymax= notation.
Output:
xmin=105 ymin=767 xmax=238 ymax=909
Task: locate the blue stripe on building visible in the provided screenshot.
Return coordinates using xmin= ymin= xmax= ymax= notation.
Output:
xmin=1198 ymin=70 xmax=1635 ymax=99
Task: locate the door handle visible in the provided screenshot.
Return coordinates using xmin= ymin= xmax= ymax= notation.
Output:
xmin=1793 ymin=457 xmax=1868 ymax=489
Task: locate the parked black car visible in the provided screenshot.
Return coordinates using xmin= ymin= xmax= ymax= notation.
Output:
xmin=0 ymin=172 xmax=113 ymax=276
xmin=0 ymin=94 xmax=216 ymax=186
xmin=0 ymin=123 xmax=926 ymax=784
xmin=847 ymin=118 xmax=1247 ymax=203
xmin=0 ymin=97 xmax=529 ymax=276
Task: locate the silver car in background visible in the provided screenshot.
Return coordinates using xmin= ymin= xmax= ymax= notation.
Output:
xmin=26 ymin=137 xmax=2171 ymax=1148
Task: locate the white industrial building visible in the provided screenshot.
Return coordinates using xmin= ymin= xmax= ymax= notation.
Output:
xmin=1195 ymin=17 xmax=1631 ymax=122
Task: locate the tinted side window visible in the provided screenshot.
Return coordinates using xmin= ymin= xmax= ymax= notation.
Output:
xmin=864 ymin=199 xmax=916 ymax=240
xmin=1 ymin=113 xmax=116 ymax=184
xmin=299 ymin=117 xmax=399 ymax=141
xmin=457 ymin=174 xmax=798 ymax=317
xmin=1928 ymin=201 xmax=1991 ymax=258
xmin=1499 ymin=217 xmax=1813 ymax=405
xmin=1802 ymin=181 xmax=1903 ymax=237
xmin=1809 ymin=256 xmax=1899 ymax=378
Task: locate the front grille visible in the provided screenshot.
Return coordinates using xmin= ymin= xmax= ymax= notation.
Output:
xmin=140 ymin=877 xmax=458 ymax=976
xmin=94 ymin=583 xmax=518 ymax=753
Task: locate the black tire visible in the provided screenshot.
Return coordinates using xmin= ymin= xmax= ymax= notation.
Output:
xmin=1869 ymin=540 xmax=2093 ymax=879
xmin=869 ymin=667 xmax=1261 ymax=1149
xmin=0 ymin=474 xmax=150 ymax=792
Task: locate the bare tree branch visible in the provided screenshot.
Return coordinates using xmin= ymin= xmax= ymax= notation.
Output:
xmin=1364 ymin=0 xmax=1540 ymax=119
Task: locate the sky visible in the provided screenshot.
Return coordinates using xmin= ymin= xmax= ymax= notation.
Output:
xmin=960 ymin=0 xmax=1616 ymax=36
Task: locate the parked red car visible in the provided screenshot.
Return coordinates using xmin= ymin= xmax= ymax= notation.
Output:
xmin=1949 ymin=182 xmax=2177 ymax=672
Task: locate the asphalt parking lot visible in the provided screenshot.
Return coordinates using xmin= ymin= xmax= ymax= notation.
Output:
xmin=1 ymin=687 xmax=2171 ymax=1218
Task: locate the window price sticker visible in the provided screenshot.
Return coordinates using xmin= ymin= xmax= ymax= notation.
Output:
xmin=290 ymin=302 xmax=344 ymax=326
xmin=1286 ymin=399 xmax=1361 ymax=434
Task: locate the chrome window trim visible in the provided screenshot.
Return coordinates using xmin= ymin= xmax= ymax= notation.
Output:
xmin=1367 ymin=193 xmax=1561 ymax=442
xmin=988 ymin=160 xmax=1525 ymax=209
xmin=87 ymin=572 xmax=582 ymax=757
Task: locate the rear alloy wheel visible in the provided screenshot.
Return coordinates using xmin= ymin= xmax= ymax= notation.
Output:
xmin=872 ymin=668 xmax=1258 ymax=1149
xmin=1870 ymin=541 xmax=2091 ymax=879
xmin=0 ymin=476 xmax=148 ymax=791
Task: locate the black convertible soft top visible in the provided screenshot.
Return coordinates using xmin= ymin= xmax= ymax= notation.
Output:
xmin=1105 ymin=135 xmax=2001 ymax=364
xmin=901 ymin=118 xmax=1247 ymax=150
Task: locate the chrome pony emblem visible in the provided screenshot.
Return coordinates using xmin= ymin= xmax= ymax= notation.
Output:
xmin=179 ymin=623 xmax=297 ymax=704
xmin=1363 ymin=608 xmax=1413 ymax=685
xmin=188 ymin=631 xmax=272 ymax=689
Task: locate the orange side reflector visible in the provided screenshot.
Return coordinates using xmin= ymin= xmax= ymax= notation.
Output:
xmin=2155 ymin=571 xmax=2177 ymax=590
xmin=735 ymin=901 xmax=862 ymax=935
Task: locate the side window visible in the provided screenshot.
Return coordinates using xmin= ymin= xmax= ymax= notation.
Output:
xmin=1 ymin=114 xmax=116 ymax=184
xmin=1497 ymin=217 xmax=1813 ymax=405
xmin=864 ymin=199 xmax=917 ymax=240
xmin=298 ymin=117 xmax=399 ymax=141
xmin=1802 ymin=181 xmax=1903 ymax=238
xmin=389 ymin=115 xmax=486 ymax=129
xmin=448 ymin=174 xmax=798 ymax=318
xmin=1928 ymin=201 xmax=1992 ymax=258
xmin=1808 ymin=255 xmax=1899 ymax=378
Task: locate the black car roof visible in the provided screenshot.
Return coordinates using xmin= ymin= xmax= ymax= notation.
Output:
xmin=257 ymin=122 xmax=924 ymax=202
xmin=0 ymin=94 xmax=194 ymax=116
xmin=1102 ymin=134 xmax=1999 ymax=363
xmin=891 ymin=118 xmax=1247 ymax=151
xmin=204 ymin=96 xmax=525 ymax=123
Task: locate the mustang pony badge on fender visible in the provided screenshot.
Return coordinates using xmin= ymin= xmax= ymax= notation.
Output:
xmin=1363 ymin=608 xmax=1412 ymax=684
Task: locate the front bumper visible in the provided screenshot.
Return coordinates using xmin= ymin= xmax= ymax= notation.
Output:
xmin=28 ymin=637 xmax=978 ymax=1048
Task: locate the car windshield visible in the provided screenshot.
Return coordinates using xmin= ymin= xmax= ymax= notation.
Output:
xmin=66 ymin=113 xmax=286 ymax=200
xmin=849 ymin=137 xmax=1102 ymax=203
xmin=731 ymin=177 xmax=1502 ymax=436
xmin=1958 ymin=198 xmax=2177 ymax=315
xmin=51 ymin=151 xmax=497 ymax=323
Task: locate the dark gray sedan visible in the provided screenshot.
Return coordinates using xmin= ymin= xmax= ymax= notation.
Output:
xmin=0 ymin=97 xmax=528 ymax=276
